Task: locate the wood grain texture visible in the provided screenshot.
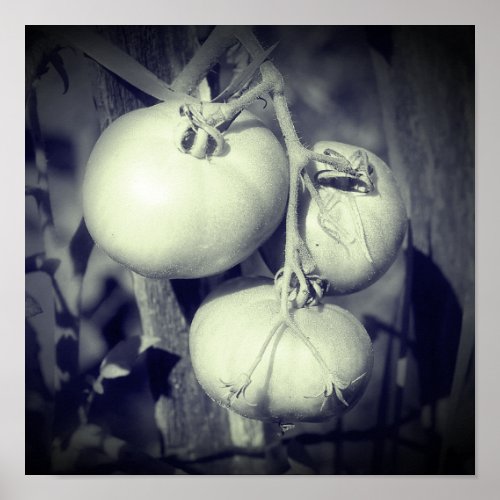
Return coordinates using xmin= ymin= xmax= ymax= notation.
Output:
xmin=370 ymin=26 xmax=474 ymax=472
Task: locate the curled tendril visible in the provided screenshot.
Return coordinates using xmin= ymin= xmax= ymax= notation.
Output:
xmin=175 ymin=103 xmax=226 ymax=157
xmin=256 ymin=95 xmax=268 ymax=109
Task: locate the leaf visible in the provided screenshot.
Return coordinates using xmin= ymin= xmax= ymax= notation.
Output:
xmin=25 ymin=253 xmax=61 ymax=275
xmin=25 ymin=292 xmax=42 ymax=318
xmin=92 ymin=378 xmax=104 ymax=395
xmin=98 ymin=335 xmax=161 ymax=381
xmin=48 ymin=50 xmax=70 ymax=94
xmin=212 ymin=42 xmax=279 ymax=102
xmin=68 ymin=218 xmax=94 ymax=277
xmin=25 ymin=185 xmax=46 ymax=202
xmin=100 ymin=364 xmax=131 ymax=380
xmin=40 ymin=26 xmax=179 ymax=102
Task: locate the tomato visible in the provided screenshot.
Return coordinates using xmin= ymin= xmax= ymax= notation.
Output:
xmin=189 ymin=277 xmax=373 ymax=423
xmin=82 ymin=97 xmax=289 ymax=279
xmin=261 ymin=141 xmax=407 ymax=294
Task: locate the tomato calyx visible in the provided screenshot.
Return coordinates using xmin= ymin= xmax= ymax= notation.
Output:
xmin=175 ymin=103 xmax=224 ymax=158
xmin=274 ymin=268 xmax=329 ymax=309
xmin=283 ymin=316 xmax=361 ymax=410
xmin=315 ymin=148 xmax=375 ymax=194
xmin=175 ymin=102 xmax=243 ymax=159
xmin=219 ymin=308 xmax=364 ymax=415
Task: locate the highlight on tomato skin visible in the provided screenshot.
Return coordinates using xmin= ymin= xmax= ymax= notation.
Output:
xmin=82 ymin=97 xmax=289 ymax=280
xmin=261 ymin=141 xmax=408 ymax=295
xmin=189 ymin=277 xmax=374 ymax=424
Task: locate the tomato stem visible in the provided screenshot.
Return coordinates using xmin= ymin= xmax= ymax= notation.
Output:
xmin=206 ymin=78 xmax=274 ymax=126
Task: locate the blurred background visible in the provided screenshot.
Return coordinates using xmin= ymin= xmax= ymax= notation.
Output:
xmin=25 ymin=26 xmax=474 ymax=474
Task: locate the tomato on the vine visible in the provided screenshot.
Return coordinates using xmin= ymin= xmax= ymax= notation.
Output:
xmin=189 ymin=277 xmax=373 ymax=423
xmin=262 ymin=141 xmax=407 ymax=294
xmin=82 ymin=97 xmax=289 ymax=279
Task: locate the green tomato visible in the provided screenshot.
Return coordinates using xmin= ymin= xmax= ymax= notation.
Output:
xmin=262 ymin=141 xmax=407 ymax=294
xmin=83 ymin=98 xmax=289 ymax=278
xmin=190 ymin=277 xmax=373 ymax=423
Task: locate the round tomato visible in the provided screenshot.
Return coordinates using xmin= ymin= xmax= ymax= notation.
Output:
xmin=82 ymin=98 xmax=289 ymax=279
xmin=189 ymin=277 xmax=373 ymax=423
xmin=262 ymin=141 xmax=407 ymax=294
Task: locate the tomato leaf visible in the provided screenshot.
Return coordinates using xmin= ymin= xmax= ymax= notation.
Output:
xmin=99 ymin=335 xmax=161 ymax=381
xmin=40 ymin=26 xmax=179 ymax=102
xmin=25 ymin=292 xmax=43 ymax=318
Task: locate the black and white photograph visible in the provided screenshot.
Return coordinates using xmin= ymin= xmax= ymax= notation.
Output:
xmin=25 ymin=24 xmax=475 ymax=477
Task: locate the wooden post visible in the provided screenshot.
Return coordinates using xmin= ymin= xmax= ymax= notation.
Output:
xmin=370 ymin=26 xmax=474 ymax=472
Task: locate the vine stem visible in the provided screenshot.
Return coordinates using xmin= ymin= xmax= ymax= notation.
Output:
xmin=234 ymin=27 xmax=314 ymax=317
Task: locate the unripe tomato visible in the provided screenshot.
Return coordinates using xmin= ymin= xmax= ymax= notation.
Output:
xmin=82 ymin=98 xmax=289 ymax=279
xmin=189 ymin=277 xmax=373 ymax=423
xmin=262 ymin=141 xmax=407 ymax=294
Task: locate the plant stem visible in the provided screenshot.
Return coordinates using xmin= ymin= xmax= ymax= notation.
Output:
xmin=171 ymin=26 xmax=236 ymax=95
xmin=206 ymin=78 xmax=274 ymax=125
xmin=234 ymin=28 xmax=313 ymax=314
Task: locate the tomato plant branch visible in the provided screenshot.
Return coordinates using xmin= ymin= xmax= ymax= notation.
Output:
xmin=232 ymin=28 xmax=315 ymax=311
